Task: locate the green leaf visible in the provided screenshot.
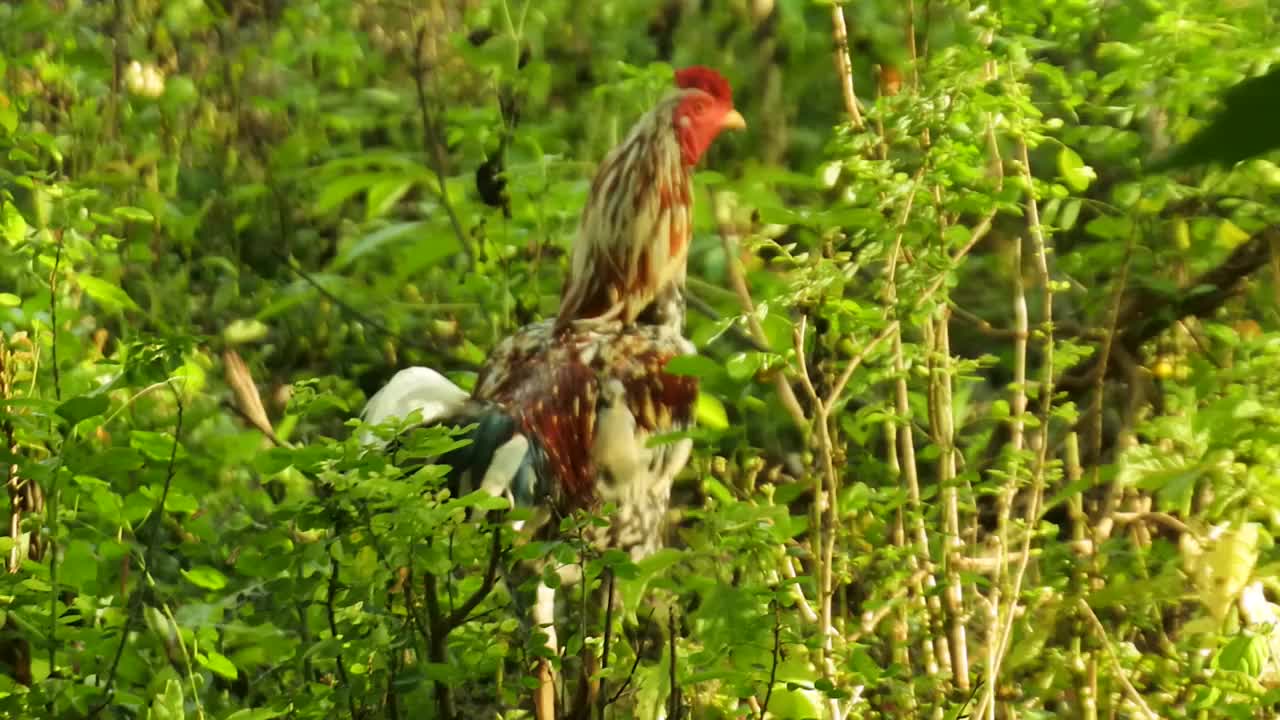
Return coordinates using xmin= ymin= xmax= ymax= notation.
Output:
xmin=198 ymin=650 xmax=238 ymax=680
xmin=223 ymin=319 xmax=270 ymax=345
xmin=328 ymin=221 xmax=428 ymax=272
xmin=1216 ymin=220 xmax=1251 ymax=249
xmin=2 ymin=202 xmax=27 ymax=244
xmin=93 ymin=447 xmax=146 ymax=473
xmin=224 ymin=706 xmax=287 ymax=720
xmin=164 ymin=491 xmax=200 ymax=515
xmin=150 ymin=678 xmax=184 ymax=720
xmin=0 ymin=293 xmax=19 ymax=307
xmin=113 ymin=206 xmax=155 ymax=223
xmin=56 ymin=395 xmax=110 ymax=425
xmin=77 ymin=275 xmax=142 ymax=313
xmin=1084 ymin=215 xmax=1132 ymax=241
xmin=365 ymin=178 xmax=414 ymax=220
xmin=0 ymin=105 xmax=16 ymax=135
xmin=1059 ymin=198 xmax=1081 ymax=230
xmin=1057 ymin=146 xmax=1095 ymax=192
xmin=60 ymin=540 xmax=98 ymax=590
xmin=130 ymin=430 xmax=186 ymax=462
xmin=162 ymin=75 xmax=199 ymax=109
xmin=181 ymin=566 xmax=228 ymax=591
xmin=1218 ymin=634 xmax=1266 ymax=677
xmin=942 ymin=224 xmax=971 ymax=246
xmin=315 ymin=173 xmax=382 ymax=215
xmin=695 ymin=392 xmax=729 ymax=430
xmin=664 ymin=354 xmax=721 ymax=379
xmin=726 ymin=352 xmax=763 ymax=382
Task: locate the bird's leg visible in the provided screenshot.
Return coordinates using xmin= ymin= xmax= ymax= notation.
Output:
xmin=533 ymin=581 xmax=558 ymax=720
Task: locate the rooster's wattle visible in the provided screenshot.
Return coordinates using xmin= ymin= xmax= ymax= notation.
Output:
xmin=361 ymin=66 xmax=743 ymax=715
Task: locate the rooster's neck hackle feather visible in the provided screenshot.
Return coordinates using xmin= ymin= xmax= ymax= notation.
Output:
xmin=557 ymin=67 xmax=741 ymax=334
xmin=556 ymin=93 xmax=693 ymax=334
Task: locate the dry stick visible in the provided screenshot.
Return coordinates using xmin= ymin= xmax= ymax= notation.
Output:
xmin=845 ymin=567 xmax=932 ymax=647
xmin=791 ymin=319 xmax=844 ymax=720
xmin=1064 ymin=434 xmax=1099 ymax=720
xmin=1077 ymin=599 xmax=1158 ymax=720
xmin=720 ymin=229 xmax=853 ymax=708
xmin=905 ymin=1 xmax=961 ymax=680
xmin=978 ymin=134 xmax=1057 ymax=720
xmin=930 ymin=310 xmax=971 ymax=690
xmin=780 ymin=202 xmax=990 ymax=714
xmin=985 ymin=226 xmax=1026 ymax=720
xmin=884 ymin=422 xmax=916 ymax=711
xmin=821 ymin=199 xmax=994 ymax=416
xmin=881 ymin=170 xmax=942 ymax=682
xmin=904 ymin=6 xmax=985 ymax=685
xmin=829 ymin=5 xmax=864 ymax=130
xmin=714 ymin=198 xmax=808 ymax=432
xmin=223 ymin=350 xmax=286 ymax=447
xmin=778 ymin=555 xmax=819 ymax=624
xmin=1110 ymin=511 xmax=1191 ymax=535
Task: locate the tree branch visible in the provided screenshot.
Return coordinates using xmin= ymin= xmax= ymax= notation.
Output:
xmin=1066 ymin=226 xmax=1277 ymax=391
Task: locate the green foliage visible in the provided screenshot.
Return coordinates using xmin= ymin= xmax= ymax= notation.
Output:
xmin=2 ymin=0 xmax=1280 ymax=718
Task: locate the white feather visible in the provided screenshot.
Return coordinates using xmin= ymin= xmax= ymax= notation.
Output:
xmin=360 ymin=367 xmax=469 ymax=446
xmin=592 ymin=380 xmax=642 ymax=486
xmin=478 ymin=435 xmax=531 ymax=531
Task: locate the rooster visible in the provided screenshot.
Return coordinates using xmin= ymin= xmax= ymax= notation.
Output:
xmin=362 ymin=66 xmax=744 ymax=717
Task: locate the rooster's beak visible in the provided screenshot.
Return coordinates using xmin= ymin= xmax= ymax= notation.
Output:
xmin=720 ymin=109 xmax=747 ymax=131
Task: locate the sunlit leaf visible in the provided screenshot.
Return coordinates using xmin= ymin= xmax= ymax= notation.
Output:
xmin=182 ymin=566 xmax=229 ymax=591
xmin=56 ymin=395 xmax=109 ymax=424
xmin=77 ymin=275 xmax=141 ymax=313
xmin=198 ymin=650 xmax=239 ymax=680
xmin=1057 ymin=146 xmax=1095 ymax=192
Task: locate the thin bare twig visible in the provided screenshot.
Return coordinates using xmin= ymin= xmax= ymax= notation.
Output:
xmin=444 ymin=527 xmax=505 ymax=628
xmin=412 ymin=27 xmax=475 ymax=268
xmin=606 ymin=609 xmax=653 ymax=706
xmin=713 ymin=194 xmax=809 ymax=432
xmin=829 ymin=5 xmax=864 ymax=129
xmin=1078 ymin=599 xmax=1158 ymax=720
xmin=790 ymin=320 xmax=844 ymax=720
xmin=979 ymin=132 xmax=1056 ymax=720
xmin=326 ymin=554 xmax=359 ymax=719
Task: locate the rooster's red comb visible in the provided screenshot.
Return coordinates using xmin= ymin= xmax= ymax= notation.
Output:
xmin=674 ymin=66 xmax=732 ymax=104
